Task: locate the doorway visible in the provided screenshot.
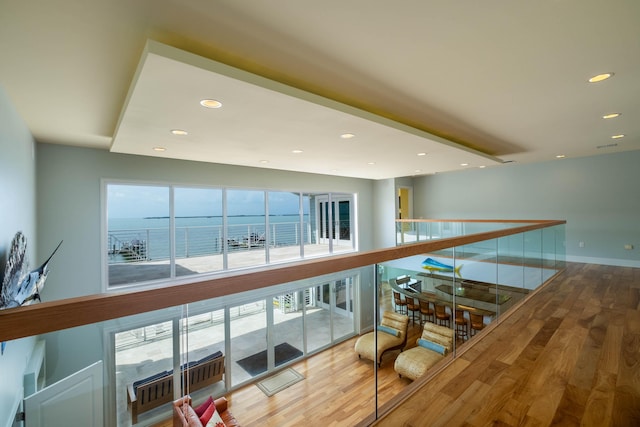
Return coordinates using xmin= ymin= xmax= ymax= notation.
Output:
xmin=317 ymin=196 xmax=353 ymax=249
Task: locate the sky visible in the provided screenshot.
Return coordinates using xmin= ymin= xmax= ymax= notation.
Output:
xmin=107 ymin=184 xmax=306 ymax=218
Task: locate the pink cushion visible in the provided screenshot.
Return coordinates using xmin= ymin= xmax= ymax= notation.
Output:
xmin=194 ymin=396 xmax=214 ymax=417
xmin=199 ymin=402 xmax=215 ymax=425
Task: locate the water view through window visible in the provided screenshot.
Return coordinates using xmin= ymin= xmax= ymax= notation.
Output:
xmin=106 ymin=183 xmax=355 ymax=288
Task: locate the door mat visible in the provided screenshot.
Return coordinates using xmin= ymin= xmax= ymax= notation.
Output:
xmin=236 ymin=342 xmax=302 ymax=376
xmin=256 ymin=368 xmax=305 ymax=397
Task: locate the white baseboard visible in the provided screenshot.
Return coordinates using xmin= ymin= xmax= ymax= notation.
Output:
xmin=566 ymin=255 xmax=640 ymax=268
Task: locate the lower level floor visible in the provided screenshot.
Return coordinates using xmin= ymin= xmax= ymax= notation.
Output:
xmin=151 ymin=262 xmax=640 ymax=426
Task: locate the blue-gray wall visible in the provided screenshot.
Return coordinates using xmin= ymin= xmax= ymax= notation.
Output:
xmin=35 ymin=143 xmax=378 ymax=385
xmin=0 ymin=87 xmax=37 ymax=427
xmin=413 ymin=152 xmax=640 ymax=267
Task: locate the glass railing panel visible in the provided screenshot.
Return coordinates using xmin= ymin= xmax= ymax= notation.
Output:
xmin=452 ymin=240 xmax=498 ymax=353
xmin=496 ymin=232 xmax=526 ymax=318
xmin=542 ymin=224 xmax=566 ymax=271
xmin=395 ymin=220 xmax=540 ymax=246
xmin=523 ymin=228 xmax=544 ymax=296
xmin=1 ymin=220 xmax=565 ymax=427
xmin=378 ymin=247 xmax=457 ymax=414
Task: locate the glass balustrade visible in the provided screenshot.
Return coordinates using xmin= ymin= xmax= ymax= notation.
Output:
xmin=0 ymin=221 xmax=565 ymax=426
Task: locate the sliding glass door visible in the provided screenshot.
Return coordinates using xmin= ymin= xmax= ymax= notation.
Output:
xmin=307 ymin=277 xmax=356 ymax=352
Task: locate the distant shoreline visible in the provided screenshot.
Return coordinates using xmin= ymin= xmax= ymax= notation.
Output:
xmin=141 ymin=214 xmax=300 ymax=219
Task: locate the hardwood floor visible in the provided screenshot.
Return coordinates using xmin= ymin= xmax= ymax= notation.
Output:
xmin=375 ymin=262 xmax=640 ymax=426
xmin=158 ymin=263 xmax=640 ymax=426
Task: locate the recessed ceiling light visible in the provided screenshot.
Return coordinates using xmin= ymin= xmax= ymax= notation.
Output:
xmin=367 ymin=162 xmax=376 ymax=165
xmin=153 ymin=147 xmax=166 ymax=152
xmin=259 ymin=160 xmax=269 ymax=164
xmin=611 ymin=134 xmax=625 ymax=139
xmin=340 ymin=133 xmax=355 ymax=139
xmin=478 ymin=165 xmax=486 ymax=169
xmin=460 ymin=163 xmax=469 ymax=166
xmin=200 ymin=99 xmax=222 ymax=109
xmin=556 ymin=154 xmax=566 ymax=159
xmin=417 ymin=152 xmax=427 ymax=156
xmin=414 ymin=169 xmax=422 ymax=173
xmin=602 ymin=113 xmax=621 ymax=119
xmin=171 ymin=129 xmax=188 ymax=136
xmin=292 ymin=149 xmax=303 ymax=154
xmin=588 ymin=72 xmax=614 ymax=83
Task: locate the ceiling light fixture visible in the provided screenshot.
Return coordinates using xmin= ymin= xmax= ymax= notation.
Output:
xmin=340 ymin=133 xmax=355 ymax=139
xmin=259 ymin=160 xmax=269 ymax=164
xmin=611 ymin=134 xmax=625 ymax=139
xmin=597 ymin=143 xmax=618 ymax=149
xmin=460 ymin=163 xmax=469 ymax=166
xmin=478 ymin=165 xmax=486 ymax=169
xmin=292 ymin=149 xmax=303 ymax=154
xmin=200 ymin=99 xmax=222 ymax=109
xmin=588 ymin=72 xmax=614 ymax=83
xmin=170 ymin=129 xmax=188 ymax=136
xmin=556 ymin=154 xmax=566 ymax=159
xmin=367 ymin=162 xmax=376 ymax=165
xmin=417 ymin=152 xmax=427 ymax=156
xmin=153 ymin=147 xmax=166 ymax=152
xmin=602 ymin=113 xmax=621 ymax=119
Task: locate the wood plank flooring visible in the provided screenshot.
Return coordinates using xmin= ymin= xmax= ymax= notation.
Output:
xmin=375 ymin=262 xmax=640 ymax=426
xmin=156 ymin=262 xmax=640 ymax=426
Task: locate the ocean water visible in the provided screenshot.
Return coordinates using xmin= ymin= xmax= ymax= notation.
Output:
xmin=108 ymin=215 xmax=310 ymax=261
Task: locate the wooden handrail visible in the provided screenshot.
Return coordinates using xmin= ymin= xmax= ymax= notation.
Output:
xmin=0 ymin=220 xmax=565 ymax=342
xmin=395 ymin=219 xmax=552 ymax=223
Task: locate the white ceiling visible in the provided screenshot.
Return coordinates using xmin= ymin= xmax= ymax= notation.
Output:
xmin=1 ymin=1 xmax=639 ymax=179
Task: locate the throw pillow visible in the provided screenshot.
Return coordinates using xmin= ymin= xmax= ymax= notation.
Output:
xmin=194 ymin=396 xmax=214 ymax=417
xmin=181 ymin=405 xmax=202 ymax=427
xmin=417 ymin=338 xmax=447 ymax=355
xmin=205 ymin=408 xmax=226 ymax=427
xmin=199 ymin=401 xmax=215 ymax=426
xmin=377 ymin=325 xmax=400 ymax=337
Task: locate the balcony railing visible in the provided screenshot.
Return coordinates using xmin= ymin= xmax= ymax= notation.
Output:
xmin=0 ymin=219 xmax=565 ymax=426
xmin=108 ymin=221 xmax=313 ymax=263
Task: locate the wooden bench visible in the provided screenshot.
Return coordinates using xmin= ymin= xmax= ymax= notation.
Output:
xmin=127 ymin=352 xmax=225 ymax=424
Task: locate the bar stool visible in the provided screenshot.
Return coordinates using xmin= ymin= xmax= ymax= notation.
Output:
xmin=434 ymin=303 xmax=451 ymax=327
xmin=405 ymin=296 xmax=420 ymax=324
xmin=418 ymin=299 xmax=434 ymax=325
xmin=470 ymin=313 xmax=485 ymax=336
xmin=393 ymin=291 xmax=407 ymax=315
xmin=454 ymin=309 xmax=469 ymax=341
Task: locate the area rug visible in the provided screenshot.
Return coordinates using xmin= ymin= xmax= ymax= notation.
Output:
xmin=236 ymin=342 xmax=302 ymax=376
xmin=256 ymin=368 xmax=305 ymax=397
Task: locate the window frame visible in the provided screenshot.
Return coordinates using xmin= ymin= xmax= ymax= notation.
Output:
xmin=102 ymin=180 xmax=357 ymax=291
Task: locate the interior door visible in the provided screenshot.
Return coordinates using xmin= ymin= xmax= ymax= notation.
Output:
xmin=24 ymin=361 xmax=103 ymax=427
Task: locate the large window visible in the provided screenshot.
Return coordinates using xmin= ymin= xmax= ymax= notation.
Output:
xmin=105 ymin=183 xmax=356 ymax=289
